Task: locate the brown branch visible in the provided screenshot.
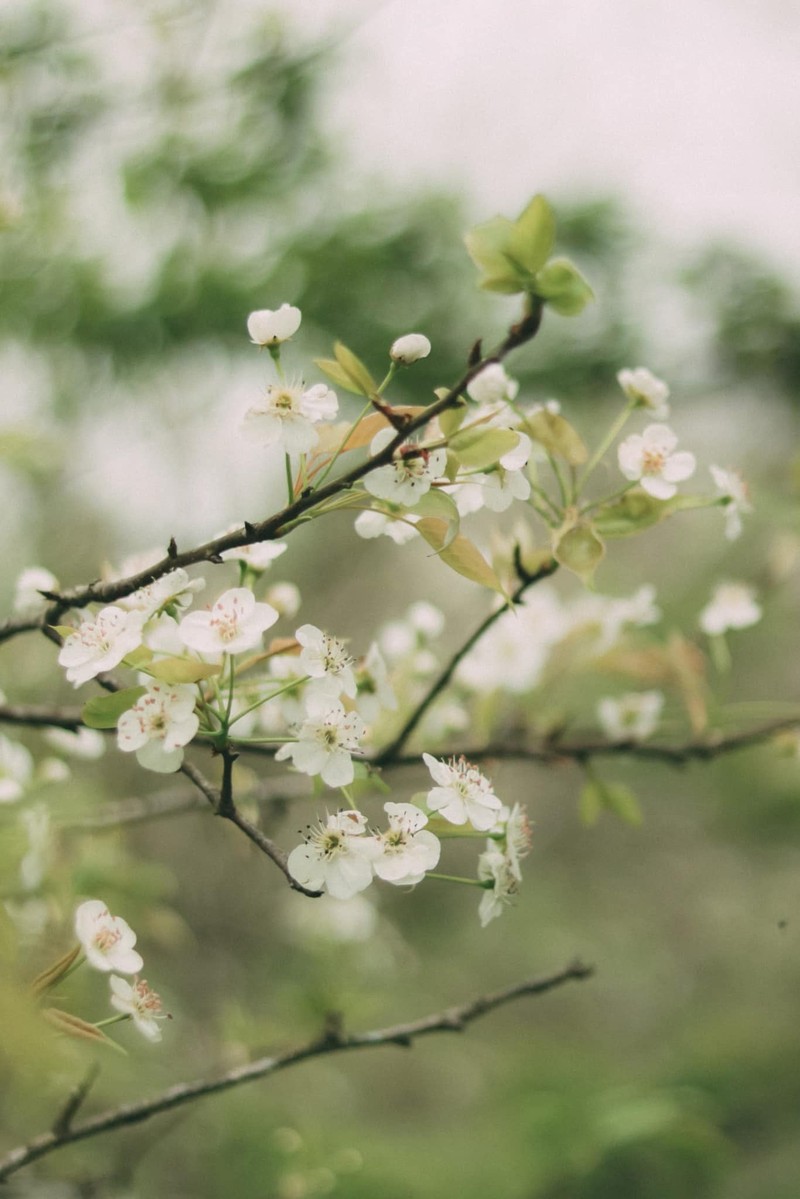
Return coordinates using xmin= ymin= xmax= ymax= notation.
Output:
xmin=0 ymin=703 xmax=85 ymax=731
xmin=381 ymin=717 xmax=800 ymax=770
xmin=0 ymin=956 xmax=591 ymax=1182
xmin=0 ymin=310 xmax=542 ymax=645
xmin=374 ymin=553 xmax=558 ymax=764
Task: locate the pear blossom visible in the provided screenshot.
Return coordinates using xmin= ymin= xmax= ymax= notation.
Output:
xmin=0 ymin=734 xmax=34 ymax=803
xmin=276 ymin=697 xmax=366 ymax=787
xmin=287 ymin=810 xmax=382 ymax=899
xmin=240 ymin=380 xmax=338 ymax=454
xmin=617 ymin=423 xmax=695 ymax=499
xmin=364 ymin=428 xmax=447 ymax=507
xmin=482 ymin=469 xmax=531 ymax=512
xmin=179 ymin=588 xmax=278 ymax=657
xmin=597 ymin=691 xmax=664 ymax=742
xmin=390 ymin=333 xmax=431 ymax=364
xmin=43 ymin=726 xmax=106 ymax=760
xmin=699 ymin=582 xmax=762 ymax=636
xmin=74 ymin=899 xmax=143 ymax=974
xmin=373 ymin=803 xmax=441 ymax=886
xmin=617 ymin=367 xmax=670 ymax=418
xmin=58 ymin=607 xmax=146 ymax=687
xmin=12 ymin=566 xmax=59 ymax=618
xmin=118 ymin=568 xmax=205 ymax=619
xmin=466 ymin=363 xmax=519 ymax=405
xmin=499 ymin=803 xmax=533 ymax=882
xmin=477 ymin=848 xmax=519 ymax=927
xmin=407 ymin=602 xmax=445 ymax=639
xmin=355 ymin=642 xmax=397 ymax=723
xmin=354 ymin=508 xmax=420 ymax=544
xmin=264 ymin=581 xmax=302 ymax=618
xmin=246 ymin=303 xmax=301 ymax=346
xmin=710 ymin=465 xmax=752 ymax=541
xmin=296 ymin=624 xmax=357 ymax=700
xmin=109 ymin=975 xmax=167 ymax=1042
xmin=220 ymin=532 xmax=288 ymax=572
xmin=422 ymin=753 xmax=504 ymax=831
xmin=117 ymin=681 xmax=200 ymax=773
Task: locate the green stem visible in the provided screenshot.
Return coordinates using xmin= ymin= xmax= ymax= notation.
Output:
xmin=578 ymin=398 xmax=636 ymax=494
xmin=93 ymin=1013 xmax=130 ymax=1030
xmin=227 ymin=676 xmax=310 ymax=729
xmin=268 ymin=344 xmax=285 ymax=381
xmin=313 ymin=401 xmax=373 ymax=491
xmin=579 ymin=480 xmax=637 ymax=516
xmin=426 ymin=872 xmax=487 ymax=888
xmin=377 ymin=362 xmax=399 ymax=393
xmin=546 ymin=453 xmax=570 ymax=507
xmin=284 ymin=454 xmax=294 ymax=505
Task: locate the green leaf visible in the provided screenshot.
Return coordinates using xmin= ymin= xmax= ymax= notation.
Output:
xmin=81 ymin=687 xmax=147 ymax=729
xmin=123 ymin=646 xmax=154 ymax=670
xmin=409 ymin=489 xmax=460 ymax=548
xmin=600 ymin=781 xmax=643 ymax=826
xmin=533 ymin=257 xmax=594 ymax=315
xmin=523 ymin=409 xmax=588 ymax=466
xmin=333 ymin=341 xmax=377 ymax=397
xmin=579 ymin=781 xmax=603 ymax=826
xmin=147 ymin=658 xmax=221 ymax=684
xmin=464 ymin=195 xmax=556 ymax=293
xmin=52 ymin=625 xmax=77 ymax=639
xmin=417 ymin=518 xmax=506 ymax=595
xmin=438 ymin=401 xmax=468 ymax=438
xmin=553 ymin=522 xmax=605 ymax=583
xmin=579 ymin=779 xmax=642 ymax=826
xmin=594 ymin=489 xmax=667 ymax=538
xmin=44 ymin=1008 xmax=126 ymax=1053
xmin=448 ymin=427 xmax=521 ymax=470
xmin=314 ymin=357 xmax=361 ymax=394
xmin=31 ymin=945 xmax=81 ymax=997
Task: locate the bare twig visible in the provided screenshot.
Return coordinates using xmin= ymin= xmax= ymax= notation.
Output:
xmin=50 ymin=1064 xmax=100 ymax=1137
xmin=0 ymin=702 xmax=85 ymax=732
xmin=0 ymin=957 xmax=591 ymax=1182
xmin=375 ymin=554 xmax=558 ymax=763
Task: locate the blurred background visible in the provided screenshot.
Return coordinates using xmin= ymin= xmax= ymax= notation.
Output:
xmin=1 ymin=1 xmax=800 ymax=1195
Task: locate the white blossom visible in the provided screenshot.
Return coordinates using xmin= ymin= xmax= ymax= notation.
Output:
xmin=710 ymin=465 xmax=752 ymax=541
xmin=477 ymin=848 xmax=519 ymax=927
xmin=466 ymin=363 xmax=519 ymax=405
xmin=246 ymin=303 xmax=301 ymax=346
xmin=12 ymin=567 xmax=59 ymax=619
xmin=276 ymin=697 xmax=366 ymax=787
xmin=617 ymin=423 xmax=696 ymax=500
xmin=74 ymin=900 xmax=143 ymax=974
xmin=407 ymin=601 xmax=445 ymax=639
xmin=296 ymin=624 xmax=357 ymax=700
xmin=422 ymin=753 xmax=503 ymax=831
xmin=58 ymin=607 xmax=146 ymax=687
xmin=0 ymin=734 xmax=34 ymax=803
xmin=179 ymin=588 xmax=278 ymax=657
xmin=117 ymin=682 xmax=200 ymax=773
xmin=699 ymin=582 xmax=762 ymax=636
xmin=117 ymin=568 xmax=205 ymax=619
xmin=354 ymin=509 xmax=420 ymax=544
xmin=264 ymin=581 xmax=301 ymax=618
xmin=220 ymin=531 xmax=288 ymax=572
xmin=109 ymin=975 xmax=167 ymax=1042
xmin=373 ymin=803 xmax=440 ymax=886
xmin=240 ymin=381 xmax=338 ymax=454
xmin=356 ymin=643 xmax=398 ymax=723
xmin=500 ymin=803 xmax=533 ymax=882
xmin=43 ymin=726 xmax=106 ymax=760
xmin=390 ymin=333 xmax=431 ymax=364
xmin=364 ymin=428 xmax=447 ymax=506
xmin=597 ymin=691 xmax=664 ymax=742
xmin=617 ymin=367 xmax=670 ymax=418
xmin=287 ymin=810 xmax=382 ymax=899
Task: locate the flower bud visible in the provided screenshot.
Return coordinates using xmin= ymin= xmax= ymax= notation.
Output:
xmin=390 ymin=333 xmax=431 ymax=364
xmin=247 ymin=304 xmax=302 ymax=346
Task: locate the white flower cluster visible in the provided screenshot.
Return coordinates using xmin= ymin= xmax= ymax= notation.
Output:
xmin=286 ymin=754 xmax=532 ymax=926
xmin=74 ymin=900 xmax=167 ymax=1042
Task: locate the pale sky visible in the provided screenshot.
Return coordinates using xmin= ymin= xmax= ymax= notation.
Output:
xmin=287 ymin=0 xmax=800 ymax=275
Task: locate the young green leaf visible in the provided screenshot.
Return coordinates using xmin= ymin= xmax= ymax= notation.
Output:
xmin=448 ymin=427 xmax=521 ymax=470
xmin=146 ymin=658 xmax=221 ymax=684
xmin=81 ymin=687 xmax=147 ymax=729
xmin=554 ymin=522 xmax=605 ymax=583
xmin=523 ymin=409 xmax=588 ymax=466
xmin=533 ymin=258 xmax=594 ymax=315
xmin=417 ymin=517 xmax=506 ymax=595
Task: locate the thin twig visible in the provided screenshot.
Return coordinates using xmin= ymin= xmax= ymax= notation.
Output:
xmin=375 ymin=554 xmax=558 ymax=763
xmin=0 ymin=957 xmax=591 ymax=1183
xmin=50 ymin=1064 xmax=100 ymax=1137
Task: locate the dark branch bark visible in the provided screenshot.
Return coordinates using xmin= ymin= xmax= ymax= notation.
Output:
xmin=0 ymin=956 xmax=590 ymax=1183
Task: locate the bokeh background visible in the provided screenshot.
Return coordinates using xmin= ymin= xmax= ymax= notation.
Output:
xmin=1 ymin=1 xmax=800 ymax=1196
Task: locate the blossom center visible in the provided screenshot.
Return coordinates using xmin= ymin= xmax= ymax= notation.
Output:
xmin=641 ymin=448 xmax=666 ymax=475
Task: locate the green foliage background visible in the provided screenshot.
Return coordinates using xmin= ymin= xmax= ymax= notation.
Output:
xmin=1 ymin=3 xmax=800 ymax=1197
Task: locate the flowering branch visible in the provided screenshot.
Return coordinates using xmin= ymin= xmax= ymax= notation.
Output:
xmin=0 ymin=310 xmax=543 ymax=645
xmin=0 ymin=957 xmax=591 ymax=1183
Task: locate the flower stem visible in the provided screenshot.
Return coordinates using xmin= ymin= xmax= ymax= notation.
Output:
xmin=577 ymin=398 xmax=636 ymax=494
xmin=426 ymin=872 xmax=485 ymax=888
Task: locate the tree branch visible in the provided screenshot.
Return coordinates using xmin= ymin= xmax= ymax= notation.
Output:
xmin=0 ymin=956 xmax=591 ymax=1183
xmin=0 ymin=312 xmax=542 ymax=645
